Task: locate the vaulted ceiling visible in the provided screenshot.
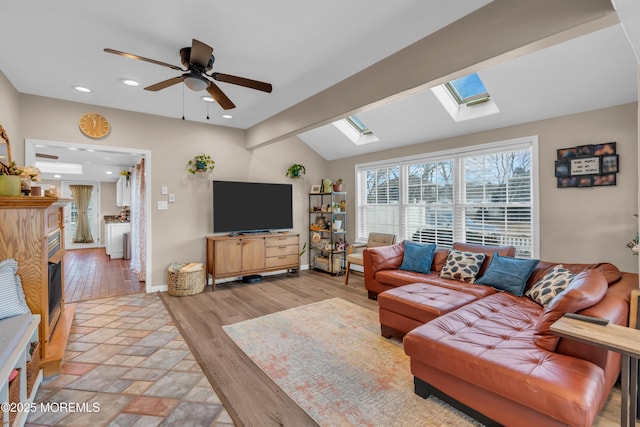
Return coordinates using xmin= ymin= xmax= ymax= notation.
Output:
xmin=1 ymin=0 xmax=639 ymax=172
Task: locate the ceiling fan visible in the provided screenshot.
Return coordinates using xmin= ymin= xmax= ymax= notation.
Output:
xmin=104 ymin=39 xmax=272 ymax=110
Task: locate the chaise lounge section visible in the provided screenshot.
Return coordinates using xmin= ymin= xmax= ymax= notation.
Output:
xmin=363 ymin=240 xmax=638 ymax=427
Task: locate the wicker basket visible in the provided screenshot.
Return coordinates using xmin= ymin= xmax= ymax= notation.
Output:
xmin=167 ymin=264 xmax=205 ymax=296
xmin=26 ymin=341 xmax=40 ymax=397
xmin=8 ymin=368 xmax=20 ymax=424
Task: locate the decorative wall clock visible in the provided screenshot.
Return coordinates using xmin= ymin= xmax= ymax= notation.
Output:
xmin=79 ymin=113 xmax=110 ymax=138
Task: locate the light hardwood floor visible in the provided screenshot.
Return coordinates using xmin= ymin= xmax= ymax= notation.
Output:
xmin=64 ymin=248 xmax=145 ymax=303
xmin=160 ymin=270 xmax=634 ymax=427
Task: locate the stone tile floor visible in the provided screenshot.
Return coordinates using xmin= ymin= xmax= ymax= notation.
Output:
xmin=26 ymin=293 xmax=234 ymax=427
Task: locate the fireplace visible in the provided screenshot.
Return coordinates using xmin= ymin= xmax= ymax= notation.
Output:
xmin=48 ymin=261 xmax=62 ymax=330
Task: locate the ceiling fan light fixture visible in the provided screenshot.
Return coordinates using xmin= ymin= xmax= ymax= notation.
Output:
xmin=201 ymin=96 xmax=215 ymax=102
xmin=183 ymin=74 xmax=208 ymax=91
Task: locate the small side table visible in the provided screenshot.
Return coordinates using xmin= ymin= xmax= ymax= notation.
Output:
xmin=551 ymin=316 xmax=640 ymax=427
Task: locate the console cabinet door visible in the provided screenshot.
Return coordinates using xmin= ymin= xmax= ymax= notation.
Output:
xmin=215 ymin=240 xmax=242 ymax=274
xmin=241 ymin=238 xmax=266 ymax=271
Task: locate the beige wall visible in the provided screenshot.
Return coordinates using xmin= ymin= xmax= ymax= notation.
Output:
xmin=330 ymin=103 xmax=639 ymax=273
xmin=0 ymin=71 xmax=21 ymax=162
xmin=7 ymin=90 xmax=327 ymax=287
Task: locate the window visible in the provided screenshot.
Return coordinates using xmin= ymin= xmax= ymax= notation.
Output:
xmin=431 ymin=72 xmax=499 ymax=122
xmin=356 ymin=137 xmax=538 ymax=258
xmin=445 ymin=73 xmax=490 ymax=106
xmin=356 ymin=165 xmax=400 ymax=238
xmin=345 ymin=116 xmax=373 ymax=136
xmin=333 ymin=115 xmax=379 ymax=145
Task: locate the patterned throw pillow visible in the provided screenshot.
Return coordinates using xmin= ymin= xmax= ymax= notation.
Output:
xmin=526 ymin=265 xmax=576 ymax=307
xmin=439 ymin=249 xmax=486 ymax=283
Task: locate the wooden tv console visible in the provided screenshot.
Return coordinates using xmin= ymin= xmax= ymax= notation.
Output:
xmin=205 ymin=232 xmax=299 ymax=287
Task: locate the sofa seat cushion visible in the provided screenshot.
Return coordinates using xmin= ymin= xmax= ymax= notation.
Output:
xmin=379 ymin=283 xmax=480 ymax=324
xmin=526 ymin=261 xmax=621 ymax=290
xmin=374 ymin=270 xmax=497 ymax=298
xmin=404 ymin=292 xmax=605 ymax=427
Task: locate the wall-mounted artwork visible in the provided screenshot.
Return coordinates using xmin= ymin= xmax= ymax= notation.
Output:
xmin=555 ymin=142 xmax=618 ymax=188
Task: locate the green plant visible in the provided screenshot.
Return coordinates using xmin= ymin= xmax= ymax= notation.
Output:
xmin=286 ymin=163 xmax=306 ymax=178
xmin=334 ymin=178 xmax=343 ymax=184
xmin=188 ymin=153 xmax=215 ymax=174
xmin=298 ymin=242 xmax=307 ymax=258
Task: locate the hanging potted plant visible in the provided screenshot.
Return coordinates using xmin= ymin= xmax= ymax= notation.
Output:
xmin=286 ymin=163 xmax=306 ymax=179
xmin=188 ymin=153 xmax=215 ymax=174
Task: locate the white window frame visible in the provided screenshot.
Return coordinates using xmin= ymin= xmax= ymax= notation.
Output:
xmin=355 ymin=136 xmax=540 ymax=258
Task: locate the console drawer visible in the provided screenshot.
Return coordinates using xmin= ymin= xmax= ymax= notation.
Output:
xmin=266 ymin=245 xmax=297 ymax=257
xmin=265 ymin=254 xmax=298 ymax=268
xmin=266 ymin=236 xmax=298 ymax=247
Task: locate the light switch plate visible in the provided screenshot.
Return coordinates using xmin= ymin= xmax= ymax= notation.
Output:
xmin=157 ymin=200 xmax=168 ymax=210
xmin=161 ymin=186 xmax=168 ymax=195
xmin=168 ymin=193 xmax=175 ymax=203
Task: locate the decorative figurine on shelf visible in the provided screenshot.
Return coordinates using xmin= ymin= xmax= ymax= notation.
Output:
xmin=322 ymin=178 xmax=332 ymax=193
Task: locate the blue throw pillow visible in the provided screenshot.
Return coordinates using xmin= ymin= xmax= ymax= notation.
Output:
xmin=475 ymin=254 xmax=539 ymax=296
xmin=399 ymin=241 xmax=436 ymax=274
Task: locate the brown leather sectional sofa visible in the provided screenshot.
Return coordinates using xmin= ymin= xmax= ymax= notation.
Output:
xmin=363 ymin=241 xmax=639 ymax=427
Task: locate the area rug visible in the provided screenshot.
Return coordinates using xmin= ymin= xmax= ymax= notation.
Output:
xmin=222 ymin=298 xmax=481 ymax=426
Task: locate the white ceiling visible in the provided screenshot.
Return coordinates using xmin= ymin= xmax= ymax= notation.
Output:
xmin=1 ymin=1 xmax=639 ymax=174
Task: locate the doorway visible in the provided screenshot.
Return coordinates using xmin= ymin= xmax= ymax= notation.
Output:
xmin=25 ymin=138 xmax=152 ymax=289
xmin=62 ymin=181 xmax=100 ymax=249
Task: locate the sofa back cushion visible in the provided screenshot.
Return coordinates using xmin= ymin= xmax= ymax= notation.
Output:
xmin=365 ymin=242 xmax=405 ymax=272
xmin=452 ymin=242 xmax=516 ymax=276
xmin=431 ymin=248 xmax=450 ymax=273
xmin=533 ymin=269 xmax=608 ymax=351
xmin=526 ymin=261 xmax=621 ymax=289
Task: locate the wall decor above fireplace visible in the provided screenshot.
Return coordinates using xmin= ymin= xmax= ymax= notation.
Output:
xmin=555 ymin=142 xmax=618 ymax=188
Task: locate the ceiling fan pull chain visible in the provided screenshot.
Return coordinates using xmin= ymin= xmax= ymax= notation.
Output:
xmin=182 ymin=84 xmax=185 ymax=120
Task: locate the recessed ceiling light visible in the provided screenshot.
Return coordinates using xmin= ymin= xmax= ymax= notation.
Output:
xmin=106 ymin=171 xmax=113 ymax=175
xmin=53 ymin=174 xmax=61 ymax=178
xmin=201 ymin=96 xmax=215 ymax=102
xmin=73 ymin=86 xmax=92 ymax=93
xmin=222 ymin=114 xmax=233 ymax=119
xmin=87 ymin=149 xmax=95 ymax=152
xmin=121 ymin=79 xmax=139 ymax=87
xmin=68 ymin=147 xmax=78 ymax=151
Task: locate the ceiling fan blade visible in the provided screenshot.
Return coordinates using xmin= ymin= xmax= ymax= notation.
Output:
xmin=104 ymin=48 xmax=184 ymax=71
xmin=206 ymin=82 xmax=236 ymax=110
xmin=190 ymin=39 xmax=213 ymax=69
xmin=35 ymin=153 xmax=58 ymax=160
xmin=145 ymin=76 xmax=184 ymax=91
xmin=211 ymin=73 xmax=272 ymax=93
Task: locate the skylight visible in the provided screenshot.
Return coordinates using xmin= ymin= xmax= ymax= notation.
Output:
xmin=332 ymin=115 xmax=379 ymax=146
xmin=431 ymin=72 xmax=499 ymax=122
xmin=344 ymin=116 xmax=373 ymax=136
xmin=445 ymin=73 xmax=490 ymax=105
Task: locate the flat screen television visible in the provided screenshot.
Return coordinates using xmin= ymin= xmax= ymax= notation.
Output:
xmin=213 ymin=180 xmax=293 ymax=233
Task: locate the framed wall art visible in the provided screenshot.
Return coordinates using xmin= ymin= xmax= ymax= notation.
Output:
xmin=556 ymin=142 xmax=618 ymax=188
